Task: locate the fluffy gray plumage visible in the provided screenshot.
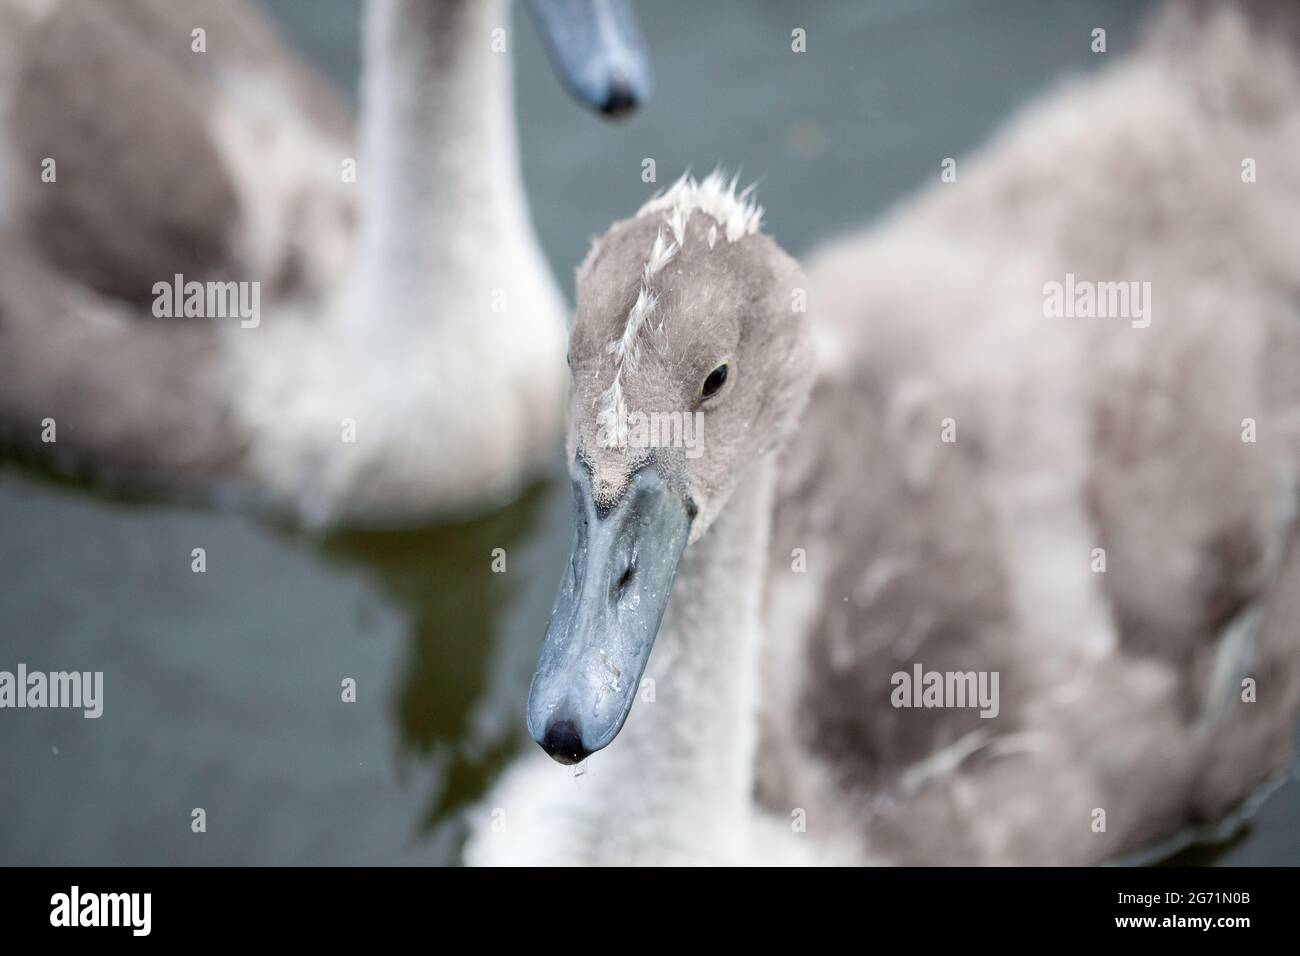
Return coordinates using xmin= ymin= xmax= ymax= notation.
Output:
xmin=470 ymin=0 xmax=1300 ymax=865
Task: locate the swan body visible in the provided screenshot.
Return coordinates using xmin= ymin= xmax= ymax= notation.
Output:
xmin=230 ymin=0 xmax=569 ymax=524
xmin=0 ymin=0 xmax=645 ymax=525
xmin=468 ymin=1 xmax=1300 ymax=865
xmin=0 ymin=0 xmax=354 ymax=494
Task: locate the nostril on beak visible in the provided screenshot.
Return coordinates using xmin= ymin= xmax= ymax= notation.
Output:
xmin=600 ymin=77 xmax=639 ymax=118
xmin=615 ymin=561 xmax=635 ymax=595
xmin=539 ymin=718 xmax=591 ymax=765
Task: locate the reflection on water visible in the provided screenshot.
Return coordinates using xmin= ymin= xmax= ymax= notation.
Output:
xmin=0 ymin=460 xmax=568 ymax=866
xmin=314 ymin=468 xmax=571 ymax=841
xmin=2 ymin=0 xmax=1298 ymax=865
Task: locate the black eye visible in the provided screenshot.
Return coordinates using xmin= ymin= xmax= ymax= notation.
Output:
xmin=701 ymin=363 xmax=729 ymax=399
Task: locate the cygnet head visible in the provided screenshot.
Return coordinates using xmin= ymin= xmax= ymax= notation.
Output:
xmin=527 ymin=172 xmax=815 ymax=764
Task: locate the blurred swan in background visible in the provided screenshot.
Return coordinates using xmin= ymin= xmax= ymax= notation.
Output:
xmin=0 ymin=0 xmax=649 ymax=526
xmin=469 ymin=0 xmax=1300 ymax=865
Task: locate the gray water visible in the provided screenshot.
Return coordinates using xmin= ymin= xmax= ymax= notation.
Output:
xmin=1 ymin=0 xmax=1297 ymax=866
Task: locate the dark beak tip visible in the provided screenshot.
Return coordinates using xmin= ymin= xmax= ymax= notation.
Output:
xmin=599 ymin=78 xmax=640 ymax=118
xmin=536 ymin=717 xmax=592 ymax=765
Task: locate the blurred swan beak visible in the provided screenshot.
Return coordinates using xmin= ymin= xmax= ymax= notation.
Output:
xmin=526 ymin=0 xmax=653 ymax=117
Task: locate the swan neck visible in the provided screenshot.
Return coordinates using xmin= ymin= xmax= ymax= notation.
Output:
xmin=354 ymin=0 xmax=526 ymax=319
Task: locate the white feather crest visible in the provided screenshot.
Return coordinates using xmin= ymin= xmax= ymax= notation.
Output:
xmin=600 ymin=171 xmax=762 ymax=435
xmin=638 ymin=168 xmax=764 ymax=243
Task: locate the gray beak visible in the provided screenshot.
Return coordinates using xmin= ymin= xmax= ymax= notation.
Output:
xmin=525 ymin=0 xmax=653 ymax=117
xmin=527 ymin=463 xmax=691 ymax=763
